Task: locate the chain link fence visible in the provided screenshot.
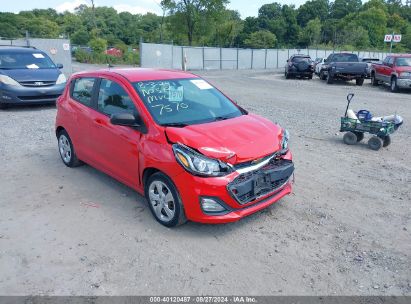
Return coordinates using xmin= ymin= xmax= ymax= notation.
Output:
xmin=140 ymin=42 xmax=389 ymax=71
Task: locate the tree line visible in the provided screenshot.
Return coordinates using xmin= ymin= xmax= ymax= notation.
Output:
xmin=0 ymin=0 xmax=410 ymax=53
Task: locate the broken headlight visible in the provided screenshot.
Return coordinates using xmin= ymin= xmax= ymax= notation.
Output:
xmin=172 ymin=143 xmax=232 ymax=177
xmin=280 ymin=129 xmax=290 ymax=154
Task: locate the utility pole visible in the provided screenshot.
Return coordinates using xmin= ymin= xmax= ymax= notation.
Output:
xmin=89 ymin=0 xmax=98 ymax=35
xmin=390 ymin=32 xmax=394 ymax=53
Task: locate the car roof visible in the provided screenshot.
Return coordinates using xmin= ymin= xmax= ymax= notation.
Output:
xmin=0 ymin=46 xmax=42 ymax=54
xmin=292 ymin=54 xmax=310 ymax=57
xmin=74 ymin=68 xmax=200 ymax=82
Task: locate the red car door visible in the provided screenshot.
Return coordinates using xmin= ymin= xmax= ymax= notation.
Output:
xmin=89 ymin=77 xmax=142 ymax=189
xmin=68 ymin=77 xmax=98 ymax=163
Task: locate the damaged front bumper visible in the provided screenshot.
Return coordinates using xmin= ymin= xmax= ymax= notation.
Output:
xmin=173 ymin=151 xmax=295 ymax=223
xmin=227 ymin=159 xmax=294 ymax=204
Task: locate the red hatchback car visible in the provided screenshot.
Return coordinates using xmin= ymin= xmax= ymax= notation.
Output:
xmin=55 ymin=68 xmax=294 ymax=227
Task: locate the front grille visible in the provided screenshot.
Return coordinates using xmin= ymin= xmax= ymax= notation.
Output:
xmin=228 ymin=159 xmax=294 ymax=205
xmin=19 ymin=81 xmax=56 ymax=87
xmin=18 ymin=94 xmax=60 ymax=101
xmin=234 ymin=152 xmax=278 ymax=170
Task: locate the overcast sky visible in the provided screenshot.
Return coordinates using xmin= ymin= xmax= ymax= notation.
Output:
xmin=1 ymin=0 xmax=309 ymax=18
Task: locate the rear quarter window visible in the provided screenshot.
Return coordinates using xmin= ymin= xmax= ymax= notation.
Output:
xmin=71 ymin=77 xmax=96 ymax=107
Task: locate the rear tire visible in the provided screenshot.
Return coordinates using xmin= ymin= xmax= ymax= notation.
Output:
xmin=368 ymin=136 xmax=383 ymax=151
xmin=354 ymin=132 xmax=364 ymax=142
xmin=57 ymin=130 xmax=82 ymax=167
xmin=308 ymin=74 xmax=313 ymax=80
xmin=0 ymin=103 xmax=8 ymax=110
xmin=285 ymin=70 xmax=290 ymax=79
xmin=356 ymin=77 xmax=364 ymax=86
xmin=343 ymin=132 xmax=358 ymax=145
xmin=326 ymin=72 xmax=334 ymax=84
xmin=145 ymin=172 xmax=187 ymax=227
xmin=390 ymin=77 xmax=399 ymax=93
xmin=382 ymin=135 xmax=391 ymax=147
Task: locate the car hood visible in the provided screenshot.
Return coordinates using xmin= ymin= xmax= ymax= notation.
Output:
xmin=165 ymin=114 xmax=283 ymax=164
xmin=0 ymin=68 xmax=60 ymax=82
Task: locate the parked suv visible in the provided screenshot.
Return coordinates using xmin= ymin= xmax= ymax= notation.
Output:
xmin=285 ymin=55 xmax=314 ymax=79
xmin=0 ymin=46 xmax=66 ymax=109
xmin=371 ymin=54 xmax=411 ymax=92
xmin=55 ymin=69 xmax=294 ymax=227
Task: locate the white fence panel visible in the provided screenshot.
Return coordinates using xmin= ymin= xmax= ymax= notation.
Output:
xmin=222 ymin=48 xmax=237 ymax=70
xmin=204 ymin=47 xmax=220 ymax=70
xmin=266 ymin=49 xmax=277 ymax=69
xmin=238 ymin=49 xmax=252 ymax=69
xmin=140 ymin=43 xmax=389 ymax=71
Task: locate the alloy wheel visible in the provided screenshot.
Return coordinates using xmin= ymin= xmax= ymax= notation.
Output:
xmin=59 ymin=134 xmax=72 ymax=164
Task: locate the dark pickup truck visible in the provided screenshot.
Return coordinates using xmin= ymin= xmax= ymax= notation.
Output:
xmin=371 ymin=54 xmax=411 ymax=92
xmin=319 ymin=53 xmax=368 ymax=86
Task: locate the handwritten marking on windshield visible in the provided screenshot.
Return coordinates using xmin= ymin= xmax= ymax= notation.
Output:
xmin=151 ymin=102 xmax=188 ymax=115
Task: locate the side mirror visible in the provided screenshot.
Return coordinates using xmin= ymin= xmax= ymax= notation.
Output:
xmin=111 ymin=112 xmax=140 ymax=127
xmin=324 ymin=59 xmax=328 ymax=63
xmin=56 ymin=63 xmax=63 ymax=69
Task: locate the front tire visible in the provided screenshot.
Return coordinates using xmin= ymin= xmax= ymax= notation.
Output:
xmin=371 ymin=73 xmax=379 ymax=86
xmin=390 ymin=77 xmax=399 ymax=93
xmin=320 ymin=71 xmax=326 ymax=80
xmin=145 ymin=172 xmax=187 ymax=227
xmin=57 ymin=130 xmax=82 ymax=167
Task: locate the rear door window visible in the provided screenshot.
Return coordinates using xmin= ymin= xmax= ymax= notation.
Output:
xmin=292 ymin=57 xmax=311 ymax=63
xmin=71 ymin=78 xmax=96 ymax=107
xmin=97 ymin=79 xmax=137 ymax=116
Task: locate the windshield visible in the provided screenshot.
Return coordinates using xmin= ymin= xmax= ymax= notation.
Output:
xmin=396 ymin=58 xmax=411 ymax=67
xmin=0 ymin=52 xmax=56 ymax=69
xmin=332 ymin=54 xmax=359 ymax=62
xmin=133 ymin=78 xmax=243 ymax=126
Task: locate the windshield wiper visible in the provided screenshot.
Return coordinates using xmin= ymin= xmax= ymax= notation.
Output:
xmin=212 ymin=116 xmax=232 ymax=121
xmin=161 ymin=122 xmax=188 ymax=128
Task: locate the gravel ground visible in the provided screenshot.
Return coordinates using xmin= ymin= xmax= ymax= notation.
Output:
xmin=0 ymin=64 xmax=410 ymax=296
